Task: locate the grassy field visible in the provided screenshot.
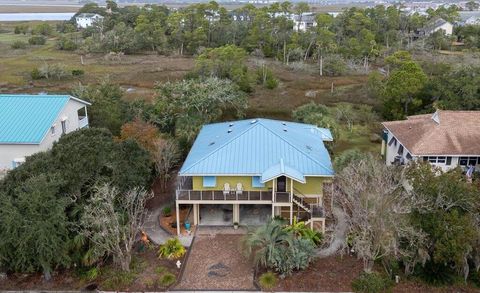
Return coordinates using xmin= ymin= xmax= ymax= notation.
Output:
xmin=0 ymin=22 xmax=381 ymax=155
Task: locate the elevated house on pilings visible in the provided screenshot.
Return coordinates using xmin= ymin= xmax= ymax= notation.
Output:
xmin=175 ymin=118 xmax=334 ymax=235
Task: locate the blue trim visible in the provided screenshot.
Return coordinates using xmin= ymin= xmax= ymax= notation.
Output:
xmin=252 ymin=176 xmax=265 ymax=188
xmin=203 ymin=176 xmax=216 ymax=187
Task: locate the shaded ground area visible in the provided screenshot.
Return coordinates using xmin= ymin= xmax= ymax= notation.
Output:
xmin=175 ymin=234 xmax=256 ymax=290
xmin=270 ymin=254 xmax=363 ymax=292
xmin=0 ymin=247 xmax=180 ymax=292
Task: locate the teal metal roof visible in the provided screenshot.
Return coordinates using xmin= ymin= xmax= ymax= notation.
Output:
xmin=0 ymin=94 xmax=87 ymax=144
xmin=179 ymin=118 xmax=334 ymax=179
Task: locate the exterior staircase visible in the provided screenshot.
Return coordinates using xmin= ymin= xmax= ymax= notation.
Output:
xmin=292 ymin=188 xmax=326 ymax=233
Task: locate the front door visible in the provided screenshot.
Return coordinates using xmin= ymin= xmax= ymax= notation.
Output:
xmin=277 ymin=176 xmax=287 ymax=192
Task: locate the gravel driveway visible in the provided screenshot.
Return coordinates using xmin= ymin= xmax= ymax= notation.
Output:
xmin=175 ymin=234 xmax=256 ymax=290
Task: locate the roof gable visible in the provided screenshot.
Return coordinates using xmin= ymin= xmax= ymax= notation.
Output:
xmin=0 ymin=94 xmax=89 ymax=144
xmin=179 ymin=118 xmax=334 ymax=177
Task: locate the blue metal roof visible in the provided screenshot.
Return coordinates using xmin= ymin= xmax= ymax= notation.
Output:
xmin=179 ymin=118 xmax=334 ymax=179
xmin=0 ymin=94 xmax=85 ymax=144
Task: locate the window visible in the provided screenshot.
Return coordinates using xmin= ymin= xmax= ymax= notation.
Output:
xmin=426 ymin=156 xmax=450 ymax=164
xmin=459 ymin=156 xmax=479 ymax=166
xmin=61 ymin=120 xmax=67 ymax=135
xmin=388 ymin=137 xmax=397 ymax=146
xmin=50 ymin=125 xmax=55 ymax=136
xmin=446 ymin=157 xmax=452 ymax=165
xmin=397 ymin=144 xmax=404 ymax=155
xmin=252 ymin=176 xmax=265 ymax=188
xmin=202 ymin=176 xmax=216 ymax=188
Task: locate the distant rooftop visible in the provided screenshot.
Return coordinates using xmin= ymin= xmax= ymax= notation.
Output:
xmin=0 ymin=94 xmax=90 ymax=145
xmin=179 ymin=118 xmax=334 ymax=181
xmin=382 ymin=110 xmax=480 ymax=156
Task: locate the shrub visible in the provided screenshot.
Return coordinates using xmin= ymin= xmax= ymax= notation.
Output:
xmin=244 ymin=219 xmax=316 ymax=277
xmin=158 ymin=272 xmax=176 ymax=287
xmin=14 ymin=25 xmax=28 ymax=35
xmin=28 ymin=35 xmax=46 ymax=45
xmin=39 ymin=63 xmax=70 ymax=80
xmin=323 ymin=55 xmax=347 ymax=76
xmin=154 ymin=265 xmax=167 ymax=274
xmin=158 ymin=238 xmax=186 ymax=259
xmin=32 ymin=23 xmax=52 ymax=36
xmin=256 ymin=66 xmax=279 ymax=89
xmin=56 ymin=37 xmax=78 ymax=51
xmin=31 ymin=67 xmax=43 ymax=80
xmin=258 ymin=272 xmax=277 ymax=290
xmin=101 ymin=270 xmax=137 ymax=290
xmin=351 ymin=272 xmax=393 ymax=293
xmin=162 ymin=206 xmax=172 ymax=217
xmin=11 ymin=40 xmax=27 ymax=49
xmin=72 ymin=69 xmax=85 ymax=76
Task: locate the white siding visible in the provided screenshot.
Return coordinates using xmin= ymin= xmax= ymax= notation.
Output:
xmin=0 ymin=99 xmax=88 ymax=171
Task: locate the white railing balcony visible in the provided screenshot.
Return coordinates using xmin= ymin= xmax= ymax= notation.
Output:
xmin=175 ymin=190 xmax=292 ymax=203
xmin=78 ymin=116 xmax=89 ymax=129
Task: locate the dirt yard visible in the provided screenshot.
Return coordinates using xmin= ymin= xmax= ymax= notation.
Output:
xmin=175 ymin=234 xmax=256 ymax=290
xmin=0 ymin=247 xmax=181 ymax=292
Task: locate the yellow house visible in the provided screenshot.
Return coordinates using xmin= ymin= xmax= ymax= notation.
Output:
xmin=175 ymin=118 xmax=334 ymax=234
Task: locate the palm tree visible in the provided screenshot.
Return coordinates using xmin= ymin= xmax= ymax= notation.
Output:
xmin=243 ymin=218 xmax=293 ymax=268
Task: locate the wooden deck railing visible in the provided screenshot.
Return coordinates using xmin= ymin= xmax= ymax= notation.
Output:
xmin=176 ymin=190 xmax=291 ymax=203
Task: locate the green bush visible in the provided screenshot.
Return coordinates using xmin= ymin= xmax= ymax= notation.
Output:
xmin=258 ymin=272 xmax=277 ymax=290
xmin=154 ymin=265 xmax=167 ymax=274
xmin=351 ymin=272 xmax=393 ymax=293
xmin=31 ymin=67 xmax=43 ymax=80
xmin=32 ymin=23 xmax=52 ymax=36
xmin=11 ymin=40 xmax=27 ymax=49
xmin=162 ymin=206 xmax=172 ymax=217
xmin=101 ymin=270 xmax=137 ymax=290
xmin=158 ymin=238 xmax=186 ymax=259
xmin=323 ymin=54 xmax=347 ymax=76
xmin=72 ymin=69 xmax=85 ymax=76
xmin=28 ymin=35 xmax=46 ymax=45
xmin=256 ymin=66 xmax=279 ymax=89
xmin=56 ymin=37 xmax=78 ymax=51
xmin=14 ymin=25 xmax=28 ymax=35
xmin=39 ymin=63 xmax=70 ymax=80
xmin=158 ymin=272 xmax=176 ymax=287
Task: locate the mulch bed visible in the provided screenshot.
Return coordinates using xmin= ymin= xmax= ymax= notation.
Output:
xmin=393 ymin=279 xmax=480 ymax=293
xmin=269 ymin=254 xmax=363 ymax=292
xmin=159 ymin=207 xmax=196 ymax=236
xmin=175 ymin=234 xmax=256 ymax=290
xmin=0 ymin=246 xmax=181 ymax=292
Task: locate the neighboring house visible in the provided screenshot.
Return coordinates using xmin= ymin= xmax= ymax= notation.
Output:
xmin=381 ymin=111 xmax=480 ymax=171
xmin=458 ymin=11 xmax=480 ymax=26
xmin=292 ymin=13 xmax=317 ymax=32
xmin=175 ymin=118 xmax=334 ymax=235
xmin=0 ymin=94 xmax=90 ymax=174
xmin=418 ymin=18 xmax=453 ymax=36
xmin=75 ymin=13 xmax=104 ymax=29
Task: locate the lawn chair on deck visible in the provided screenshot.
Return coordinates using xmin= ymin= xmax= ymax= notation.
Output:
xmin=223 ymin=183 xmax=231 ymax=196
xmin=236 ymin=183 xmax=243 ymax=196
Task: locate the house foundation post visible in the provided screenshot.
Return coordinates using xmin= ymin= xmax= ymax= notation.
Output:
xmin=233 ymin=204 xmax=240 ymax=223
xmin=193 ymin=204 xmax=199 ymax=226
xmin=176 ymin=201 xmax=180 ymax=236
xmin=289 ymin=204 xmax=293 ymax=225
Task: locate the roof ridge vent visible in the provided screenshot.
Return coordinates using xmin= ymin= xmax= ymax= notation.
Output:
xmin=283 ymin=128 xmax=287 ymax=132
xmin=209 ymin=141 xmax=215 ymax=146
xmin=250 ymin=119 xmax=257 ymax=124
xmin=227 ymin=128 xmax=232 ymax=133
xmin=282 ymin=122 xmax=287 ymax=126
xmin=432 ymin=111 xmax=440 ymax=124
xmin=229 ymin=123 xmax=234 ymax=127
